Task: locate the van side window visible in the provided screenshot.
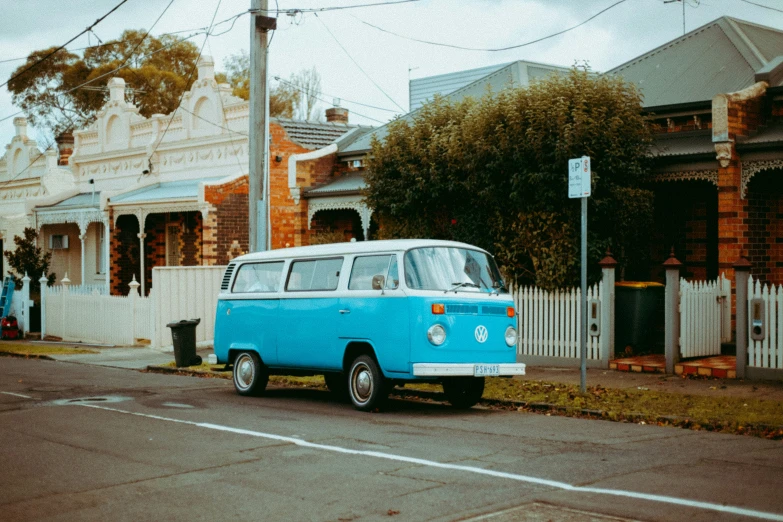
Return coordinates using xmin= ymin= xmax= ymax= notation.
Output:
xmin=349 ymin=255 xmax=391 ymax=290
xmin=287 ymin=258 xmax=343 ymax=291
xmin=232 ymin=261 xmax=284 ymax=293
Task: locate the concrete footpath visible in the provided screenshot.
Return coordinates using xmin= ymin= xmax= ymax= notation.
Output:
xmin=4 ymin=340 xmax=783 ymax=401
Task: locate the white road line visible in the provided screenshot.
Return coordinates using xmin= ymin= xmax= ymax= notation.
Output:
xmin=76 ymin=403 xmax=783 ymax=521
xmin=1 ymin=391 xmax=32 ymax=399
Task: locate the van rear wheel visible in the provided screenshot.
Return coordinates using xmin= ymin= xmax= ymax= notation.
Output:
xmin=443 ymin=377 xmax=485 ymax=408
xmin=348 ymin=355 xmax=387 ymax=411
xmin=233 ymin=351 xmax=268 ymax=396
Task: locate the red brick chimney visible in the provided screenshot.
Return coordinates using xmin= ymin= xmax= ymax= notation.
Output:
xmin=325 ymin=99 xmax=349 ymax=123
xmin=55 ymin=132 xmax=74 ymax=166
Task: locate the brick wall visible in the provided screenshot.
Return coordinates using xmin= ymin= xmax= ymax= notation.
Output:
xmin=204 ymin=176 xmax=249 ymax=265
xmin=110 ymin=214 xmax=140 ymax=295
xmin=268 ymin=122 xmax=345 ymax=249
xmin=745 ymin=173 xmax=783 ymax=283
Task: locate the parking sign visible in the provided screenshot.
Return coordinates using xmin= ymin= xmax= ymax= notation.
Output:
xmin=568 ymin=156 xmax=591 ymax=198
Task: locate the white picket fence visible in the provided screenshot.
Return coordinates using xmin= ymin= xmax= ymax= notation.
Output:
xmin=678 ymin=273 xmax=731 ymax=358
xmin=747 ymin=277 xmax=783 ymax=369
xmin=44 ymin=282 xmax=152 ymax=345
xmin=150 ymin=266 xmax=225 ymax=350
xmin=513 ymin=284 xmax=601 ymax=359
xmin=42 ymin=266 xmax=225 ymax=349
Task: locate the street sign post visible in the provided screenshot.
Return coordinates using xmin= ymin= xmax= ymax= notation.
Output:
xmin=568 ymin=156 xmax=591 ymax=394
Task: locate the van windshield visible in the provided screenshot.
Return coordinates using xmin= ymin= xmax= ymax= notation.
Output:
xmin=404 ymin=247 xmax=506 ymax=293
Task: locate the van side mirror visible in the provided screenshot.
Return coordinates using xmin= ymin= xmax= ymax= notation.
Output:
xmin=372 ymin=275 xmax=385 ymax=290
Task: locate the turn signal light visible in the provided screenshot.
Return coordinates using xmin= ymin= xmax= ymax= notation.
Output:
xmin=432 ymin=303 xmax=445 ymax=315
xmin=507 ymin=307 xmax=515 ymax=317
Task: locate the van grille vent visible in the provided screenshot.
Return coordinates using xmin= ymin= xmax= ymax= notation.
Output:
xmin=482 ymin=306 xmax=508 ymax=316
xmin=221 ymin=264 xmax=236 ymax=290
xmin=445 ymin=304 xmax=478 ymax=315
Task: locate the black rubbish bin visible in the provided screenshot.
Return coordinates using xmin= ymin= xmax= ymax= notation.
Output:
xmin=167 ymin=318 xmax=202 ymax=367
xmin=614 ymin=282 xmax=665 ymax=355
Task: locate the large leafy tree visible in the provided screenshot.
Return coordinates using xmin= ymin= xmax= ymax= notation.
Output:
xmin=7 ymin=30 xmax=199 ymax=136
xmin=365 ymin=68 xmax=654 ymax=289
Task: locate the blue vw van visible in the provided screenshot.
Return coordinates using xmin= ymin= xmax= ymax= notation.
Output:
xmin=213 ymin=239 xmax=525 ymax=411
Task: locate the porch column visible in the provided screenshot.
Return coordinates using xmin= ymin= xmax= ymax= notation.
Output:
xmin=79 ymin=231 xmax=87 ymax=286
xmin=104 ymin=219 xmax=111 ymax=295
xmin=138 ymin=232 xmax=146 ymax=295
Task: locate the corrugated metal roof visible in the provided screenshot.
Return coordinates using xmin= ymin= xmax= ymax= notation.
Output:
xmin=275 ymin=119 xmax=360 ymax=150
xmin=738 ymin=120 xmax=783 ymax=146
xmin=651 ymin=131 xmax=714 ymax=157
xmin=38 ymin=192 xmax=101 ymax=210
xmin=409 ymin=63 xmax=510 ymax=111
xmin=110 ymin=177 xmax=224 ymax=204
xmin=342 ymin=61 xmax=567 ymax=156
xmin=608 ymin=17 xmax=783 ymax=108
xmin=305 ymin=171 xmax=366 ymax=197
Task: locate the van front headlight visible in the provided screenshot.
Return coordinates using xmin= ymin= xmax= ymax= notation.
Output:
xmin=427 ymin=324 xmax=447 ymax=346
xmin=505 ymin=326 xmax=517 ymax=347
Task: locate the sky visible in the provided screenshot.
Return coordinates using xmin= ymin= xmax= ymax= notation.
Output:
xmin=2 ymin=0 xmax=783 ymax=149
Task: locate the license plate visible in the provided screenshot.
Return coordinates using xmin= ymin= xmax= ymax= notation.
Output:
xmin=474 ymin=364 xmax=499 ymax=376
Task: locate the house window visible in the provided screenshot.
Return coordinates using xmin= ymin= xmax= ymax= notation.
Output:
xmin=96 ymin=226 xmax=105 ymax=274
xmin=166 ymin=224 xmax=181 ymax=266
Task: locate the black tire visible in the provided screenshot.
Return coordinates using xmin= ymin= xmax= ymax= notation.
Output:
xmin=232 ymin=351 xmax=269 ymax=396
xmin=442 ymin=377 xmax=485 ymax=409
xmin=347 ymin=355 xmax=388 ymax=411
xmin=324 ymin=372 xmax=349 ymax=401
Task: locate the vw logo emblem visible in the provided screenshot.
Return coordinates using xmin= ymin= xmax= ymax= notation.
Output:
xmin=474 ymin=325 xmax=488 ymax=343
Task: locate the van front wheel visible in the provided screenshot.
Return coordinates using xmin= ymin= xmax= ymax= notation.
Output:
xmin=348 ymin=355 xmax=387 ymax=411
xmin=233 ymin=351 xmax=268 ymax=396
xmin=443 ymin=377 xmax=485 ymax=408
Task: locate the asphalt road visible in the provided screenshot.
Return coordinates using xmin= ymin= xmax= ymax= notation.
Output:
xmin=1 ymin=357 xmax=782 ymax=522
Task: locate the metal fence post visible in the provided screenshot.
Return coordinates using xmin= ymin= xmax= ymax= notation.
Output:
xmin=733 ymin=256 xmax=751 ymax=379
xmin=598 ymin=249 xmax=617 ymax=368
xmin=39 ymin=275 xmax=48 ymax=339
xmin=663 ymin=250 xmax=683 ymax=374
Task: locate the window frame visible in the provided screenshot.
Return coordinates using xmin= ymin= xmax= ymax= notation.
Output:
xmin=284 ymin=257 xmax=344 ymax=292
xmin=231 ymin=261 xmax=286 ymax=294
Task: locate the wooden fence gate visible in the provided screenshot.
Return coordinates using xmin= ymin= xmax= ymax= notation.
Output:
xmin=678 ymin=274 xmax=731 ymax=358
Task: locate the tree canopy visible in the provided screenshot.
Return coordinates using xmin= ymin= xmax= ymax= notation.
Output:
xmin=8 ymin=30 xmax=200 ymax=137
xmin=364 ymin=68 xmax=654 ymax=289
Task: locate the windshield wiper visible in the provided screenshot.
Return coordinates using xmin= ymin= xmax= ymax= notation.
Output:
xmin=447 ymin=281 xmax=480 ymax=293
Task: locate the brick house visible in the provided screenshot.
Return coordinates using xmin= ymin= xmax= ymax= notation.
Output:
xmin=605 ymin=17 xmax=783 ymax=283
xmin=29 ymin=56 xmax=364 ymax=295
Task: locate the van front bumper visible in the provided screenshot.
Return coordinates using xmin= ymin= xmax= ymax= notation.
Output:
xmin=412 ymin=363 xmax=526 ymax=377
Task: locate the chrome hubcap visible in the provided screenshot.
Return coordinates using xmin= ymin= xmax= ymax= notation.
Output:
xmin=352 ymin=364 xmax=372 ymax=402
xmin=237 ymin=357 xmax=253 ymax=388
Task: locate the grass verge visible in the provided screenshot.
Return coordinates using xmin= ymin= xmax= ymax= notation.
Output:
xmin=147 ymin=362 xmax=783 ymax=439
xmin=0 ymin=344 xmax=98 ymax=357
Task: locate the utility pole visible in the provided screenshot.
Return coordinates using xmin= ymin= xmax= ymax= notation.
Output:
xmin=249 ymin=0 xmax=276 ymax=252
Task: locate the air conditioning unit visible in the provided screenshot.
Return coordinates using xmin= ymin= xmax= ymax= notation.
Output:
xmin=49 ymin=234 xmax=69 ymax=249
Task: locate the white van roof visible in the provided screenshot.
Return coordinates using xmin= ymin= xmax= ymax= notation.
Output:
xmin=232 ymin=239 xmax=489 ymax=263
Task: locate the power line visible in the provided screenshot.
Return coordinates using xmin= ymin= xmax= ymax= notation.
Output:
xmin=0 ymin=0 xmax=178 ymax=189
xmin=740 ymin=0 xmax=783 ymax=13
xmin=314 ymin=12 xmax=405 ymax=112
xmin=272 ymin=76 xmax=387 ymax=124
xmin=0 ymin=10 xmax=248 ymax=66
xmin=273 ymin=76 xmax=398 ymax=113
xmin=1 ymin=0 xmax=132 ymax=89
xmin=351 ymin=0 xmax=628 ymax=52
xmin=276 ymin=0 xmax=418 ymax=14
xmin=148 ymin=0 xmax=224 ymax=167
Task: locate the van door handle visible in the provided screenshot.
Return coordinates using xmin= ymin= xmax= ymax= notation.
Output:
xmin=339 ymin=309 xmax=351 ymax=314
